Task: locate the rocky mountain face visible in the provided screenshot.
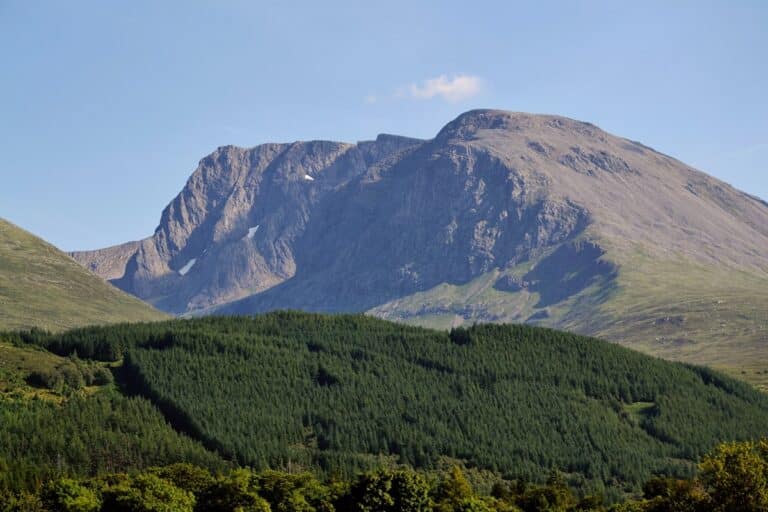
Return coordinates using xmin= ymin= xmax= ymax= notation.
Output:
xmin=72 ymin=110 xmax=768 ymax=381
xmin=74 ymin=134 xmax=423 ymax=313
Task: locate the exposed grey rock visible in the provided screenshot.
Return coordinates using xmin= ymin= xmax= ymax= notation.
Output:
xmin=73 ymin=135 xmax=422 ymax=313
xmin=71 ymin=109 xmax=768 ymax=319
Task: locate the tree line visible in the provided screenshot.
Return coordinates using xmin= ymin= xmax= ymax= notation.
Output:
xmin=4 ymin=439 xmax=768 ymax=511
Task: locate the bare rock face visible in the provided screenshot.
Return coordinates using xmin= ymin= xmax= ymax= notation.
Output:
xmin=71 ymin=240 xmax=141 ymax=281
xmin=72 ymin=110 xmax=768 ymax=320
xmin=74 ymin=135 xmax=422 ymax=313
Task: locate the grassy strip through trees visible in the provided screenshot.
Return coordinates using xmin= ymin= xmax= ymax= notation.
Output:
xmin=6 ymin=312 xmax=768 ymax=497
xmin=3 ymin=439 xmax=768 ymax=511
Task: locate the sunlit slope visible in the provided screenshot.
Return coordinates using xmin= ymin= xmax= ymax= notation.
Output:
xmin=0 ymin=218 xmax=167 ymax=331
xmin=584 ymin=252 xmax=768 ymax=387
xmin=373 ymin=249 xmax=768 ymax=388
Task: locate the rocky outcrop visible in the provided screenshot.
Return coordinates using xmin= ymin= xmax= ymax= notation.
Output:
xmin=70 ymin=240 xmax=142 ymax=281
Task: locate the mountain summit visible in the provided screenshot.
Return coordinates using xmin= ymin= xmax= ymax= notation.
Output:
xmin=72 ymin=110 xmax=768 ymax=380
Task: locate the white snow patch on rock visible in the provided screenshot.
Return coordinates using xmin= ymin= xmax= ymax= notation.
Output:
xmin=178 ymin=258 xmax=197 ymax=276
xmin=247 ymin=225 xmax=260 ymax=239
xmin=304 ymin=174 xmax=315 ymax=181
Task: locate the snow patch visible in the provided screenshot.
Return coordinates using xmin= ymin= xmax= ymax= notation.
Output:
xmin=178 ymin=258 xmax=197 ymax=276
xmin=247 ymin=225 xmax=260 ymax=239
xmin=304 ymin=174 xmax=315 ymax=181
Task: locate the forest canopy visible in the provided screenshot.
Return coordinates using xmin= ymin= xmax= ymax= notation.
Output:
xmin=7 ymin=312 xmax=768 ymax=495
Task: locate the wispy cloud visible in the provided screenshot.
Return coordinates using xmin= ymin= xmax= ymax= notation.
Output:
xmin=402 ymin=74 xmax=483 ymax=102
xmin=364 ymin=94 xmax=378 ymax=104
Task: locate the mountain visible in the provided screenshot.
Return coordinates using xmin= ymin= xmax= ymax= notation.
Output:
xmin=71 ymin=110 xmax=768 ymax=383
xmin=0 ymin=218 xmax=167 ymax=331
xmin=27 ymin=312 xmax=768 ymax=491
xmin=72 ymin=134 xmax=424 ymax=313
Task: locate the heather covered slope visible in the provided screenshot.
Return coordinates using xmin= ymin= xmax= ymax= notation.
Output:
xmin=0 ymin=218 xmax=167 ymax=331
xmin=71 ymin=110 xmax=768 ymax=381
xmin=28 ymin=313 xmax=768 ymax=492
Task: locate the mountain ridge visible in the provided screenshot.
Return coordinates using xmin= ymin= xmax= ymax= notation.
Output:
xmin=70 ymin=109 xmax=768 ymax=382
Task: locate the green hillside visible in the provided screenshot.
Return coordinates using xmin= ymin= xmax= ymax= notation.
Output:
xmin=371 ymin=246 xmax=768 ymax=390
xmin=21 ymin=312 xmax=768 ymax=493
xmin=0 ymin=340 xmax=225 ymax=492
xmin=0 ymin=218 xmax=166 ymax=331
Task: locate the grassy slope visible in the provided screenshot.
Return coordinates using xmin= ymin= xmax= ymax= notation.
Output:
xmin=371 ymin=247 xmax=768 ymax=389
xmin=369 ymin=259 xmax=545 ymax=330
xmin=0 ymin=218 xmax=167 ymax=331
xmin=0 ymin=342 xmax=73 ymax=401
xmin=581 ymin=252 xmax=768 ymax=389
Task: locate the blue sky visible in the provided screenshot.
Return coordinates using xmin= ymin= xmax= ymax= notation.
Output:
xmin=1 ymin=1 xmax=766 ymax=251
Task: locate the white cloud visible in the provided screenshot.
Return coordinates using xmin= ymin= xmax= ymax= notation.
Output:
xmin=364 ymin=94 xmax=378 ymax=104
xmin=405 ymin=74 xmax=483 ymax=102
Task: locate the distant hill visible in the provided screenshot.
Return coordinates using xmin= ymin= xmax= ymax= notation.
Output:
xmin=71 ymin=110 xmax=768 ymax=384
xmin=0 ymin=218 xmax=167 ymax=331
xmin=32 ymin=312 xmax=768 ymax=491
